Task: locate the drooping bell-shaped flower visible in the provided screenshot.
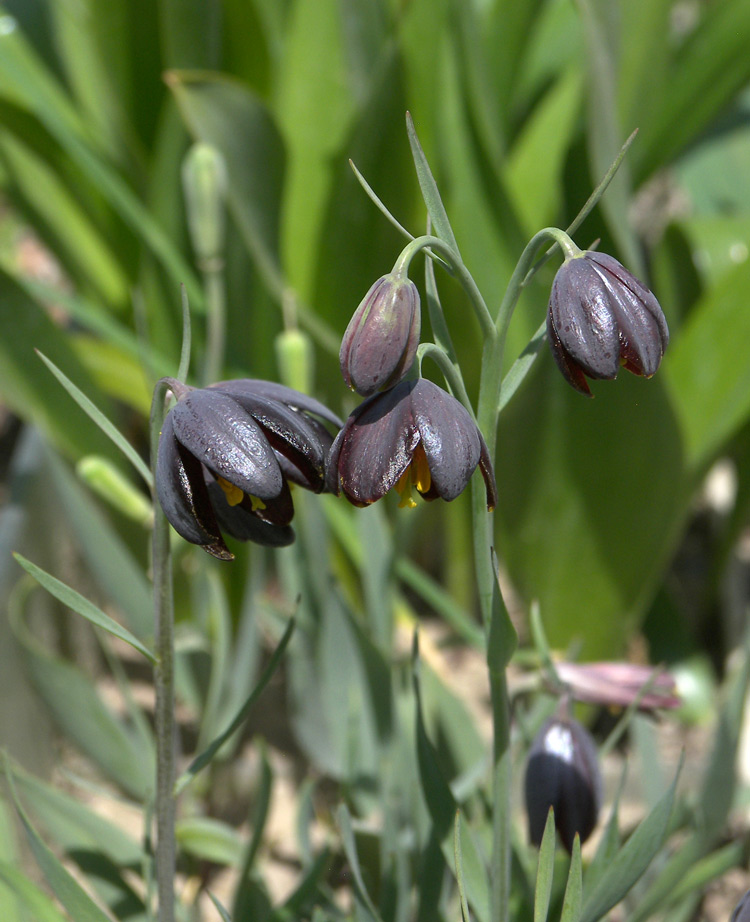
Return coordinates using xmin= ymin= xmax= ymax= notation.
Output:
xmin=326 ymin=378 xmax=497 ymax=510
xmin=547 ymin=251 xmax=669 ymax=396
xmin=525 ymin=716 xmax=602 ymax=853
xmin=339 ymin=272 xmax=421 ymax=397
xmin=155 ymin=378 xmax=341 ymax=558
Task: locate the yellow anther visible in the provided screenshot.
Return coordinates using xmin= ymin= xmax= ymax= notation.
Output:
xmin=217 ymin=477 xmax=244 ymax=506
xmin=394 ymin=444 xmax=431 ymax=509
xmin=248 ymin=494 xmax=266 ymax=512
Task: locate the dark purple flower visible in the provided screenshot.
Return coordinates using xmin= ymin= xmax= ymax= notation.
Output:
xmin=731 ymin=890 xmax=750 ymax=922
xmin=547 ymin=251 xmax=669 ymax=396
xmin=326 ymin=378 xmax=497 ymax=510
xmin=340 ymin=273 xmax=421 ymax=397
xmin=525 ymin=716 xmax=602 ymax=853
xmin=155 ymin=378 xmax=341 ymax=558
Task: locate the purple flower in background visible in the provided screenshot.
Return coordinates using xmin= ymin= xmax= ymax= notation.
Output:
xmin=555 ymin=661 xmax=680 ymax=712
xmin=525 ymin=716 xmax=602 ymax=853
xmin=547 ymin=251 xmax=669 ymax=396
xmin=155 ymin=378 xmax=341 ymax=558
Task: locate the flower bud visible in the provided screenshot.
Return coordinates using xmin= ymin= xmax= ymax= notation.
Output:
xmin=182 ymin=142 xmax=227 ymax=267
xmin=339 ymin=272 xmax=420 ymax=397
xmin=547 ymin=251 xmax=669 ymax=396
xmin=524 ymin=716 xmax=602 ymax=853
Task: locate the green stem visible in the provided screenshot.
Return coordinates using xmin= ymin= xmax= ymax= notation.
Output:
xmin=495 ymin=227 xmax=579 ymax=339
xmin=202 ymin=264 xmax=227 ymax=386
xmin=394 ymin=235 xmax=496 ymax=341
xmin=469 ymin=227 xmax=577 ymax=922
xmin=149 ymin=380 xmax=177 ymax=922
xmin=417 ymin=342 xmax=473 ymax=417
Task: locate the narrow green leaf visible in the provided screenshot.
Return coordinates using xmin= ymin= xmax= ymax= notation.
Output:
xmin=337 ymin=804 xmax=384 ymax=922
xmin=486 ymin=551 xmax=518 ymax=671
xmin=454 ymin=811 xmax=472 ymax=922
xmin=560 ymin=836 xmax=582 ymax=922
xmin=47 ymin=449 xmax=154 ymax=639
xmin=534 ymin=809 xmax=556 ymax=922
xmin=405 ymin=111 xmax=460 ymax=255
xmin=581 ymin=759 xmax=681 ymax=922
xmin=4 ymin=760 xmax=115 ymax=922
xmin=176 ymin=817 xmax=243 ymax=866
xmin=35 ymin=351 xmax=152 ymax=488
xmin=583 ymin=765 xmax=625 ymax=895
xmin=498 ymin=320 xmax=547 ymax=414
xmin=349 ymin=158 xmax=414 ymax=242
xmin=207 ymin=890 xmax=233 ymax=922
xmin=9 ymin=584 xmax=151 ymax=799
xmin=13 ymin=553 xmax=155 ymax=663
xmin=0 ymin=862 xmax=68 ymax=922
xmin=174 ymin=617 xmax=295 ymax=794
xmin=10 ymin=765 xmax=144 ymax=868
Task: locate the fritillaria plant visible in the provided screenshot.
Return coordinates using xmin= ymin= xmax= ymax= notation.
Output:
xmin=148 ymin=118 xmax=670 ymax=922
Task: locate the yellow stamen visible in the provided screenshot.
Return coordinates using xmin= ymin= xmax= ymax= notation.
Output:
xmin=248 ymin=494 xmax=266 ymax=512
xmin=394 ymin=444 xmax=431 ymax=509
xmin=217 ymin=477 xmax=244 ymax=506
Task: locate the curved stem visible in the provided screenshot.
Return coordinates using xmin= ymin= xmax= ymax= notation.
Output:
xmin=394 ymin=235 xmax=496 ymax=341
xmin=149 ymin=380 xmax=176 ymax=922
xmin=417 ymin=342 xmax=473 ymax=417
xmin=495 ymin=227 xmax=579 ymax=340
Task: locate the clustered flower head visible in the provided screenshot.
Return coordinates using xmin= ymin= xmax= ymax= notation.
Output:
xmin=547 ymin=250 xmax=669 ymax=396
xmin=155 ymin=377 xmax=341 ymax=558
xmin=330 ymin=265 xmax=497 ymax=512
xmin=524 ymin=715 xmax=602 ymax=853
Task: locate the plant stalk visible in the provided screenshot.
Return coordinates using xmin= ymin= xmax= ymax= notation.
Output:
xmin=150 ymin=381 xmax=176 ymax=922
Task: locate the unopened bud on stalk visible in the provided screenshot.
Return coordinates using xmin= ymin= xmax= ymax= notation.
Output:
xmin=524 ymin=716 xmax=602 ymax=853
xmin=182 ymin=142 xmax=228 ymax=267
xmin=77 ymin=456 xmax=153 ymax=527
xmin=339 ymin=272 xmax=420 ymax=397
xmin=275 ymin=328 xmax=314 ymax=395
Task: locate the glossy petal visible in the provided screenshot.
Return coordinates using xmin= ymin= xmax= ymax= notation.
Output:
xmin=155 ymin=413 xmax=233 ymax=559
xmin=412 ymin=380 xmax=483 ymax=501
xmin=340 ymin=274 xmax=421 ymax=396
xmin=329 ymin=379 xmax=497 ymax=508
xmin=211 ymin=389 xmax=329 ymax=492
xmin=214 ymin=378 xmax=343 ymax=428
xmin=525 ymin=717 xmax=602 ymax=853
xmin=171 ymin=390 xmax=283 ymax=500
xmin=329 ymin=381 xmax=419 ymax=505
xmin=549 ymin=257 xmax=620 ymax=379
xmin=206 ymin=480 xmax=295 ymax=547
xmin=547 ymin=251 xmax=669 ymax=395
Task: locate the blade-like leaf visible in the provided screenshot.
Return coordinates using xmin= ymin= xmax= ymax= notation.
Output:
xmin=36 ymin=351 xmax=152 ymax=487
xmin=174 ymin=617 xmax=295 ymax=794
xmin=406 ymin=111 xmax=460 ymax=255
xmin=534 ymin=809 xmax=556 ymax=922
xmin=581 ymin=760 xmax=681 ymax=922
xmin=13 ymin=553 xmax=155 ymax=663
xmin=560 ymin=837 xmax=582 ymax=922
xmin=4 ymin=761 xmax=115 ymax=922
xmin=0 ymin=862 xmax=68 ymax=922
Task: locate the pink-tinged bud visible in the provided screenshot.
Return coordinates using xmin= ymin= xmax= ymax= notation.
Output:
xmin=339 ymin=273 xmax=421 ymax=397
xmin=525 ymin=717 xmax=602 ymax=853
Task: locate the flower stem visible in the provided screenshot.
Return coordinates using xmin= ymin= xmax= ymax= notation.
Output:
xmin=149 ymin=380 xmax=177 ymax=922
xmin=202 ymin=262 xmax=227 ymax=386
xmin=393 ymin=235 xmax=496 ymax=341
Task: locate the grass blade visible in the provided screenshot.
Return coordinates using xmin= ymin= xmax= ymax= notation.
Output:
xmin=36 ymin=351 xmax=152 ymax=488
xmin=13 ymin=553 xmax=155 ymax=663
